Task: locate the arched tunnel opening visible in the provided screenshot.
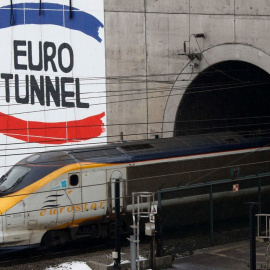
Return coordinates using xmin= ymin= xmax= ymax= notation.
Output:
xmin=175 ymin=61 xmax=270 ymax=136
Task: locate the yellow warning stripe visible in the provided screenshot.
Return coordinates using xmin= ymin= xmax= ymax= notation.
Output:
xmin=0 ymin=162 xmax=112 ymax=214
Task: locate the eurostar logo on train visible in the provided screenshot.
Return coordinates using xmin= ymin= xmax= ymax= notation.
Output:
xmin=39 ymin=201 xmax=106 ymax=217
xmin=0 ymin=1 xmax=106 ymax=174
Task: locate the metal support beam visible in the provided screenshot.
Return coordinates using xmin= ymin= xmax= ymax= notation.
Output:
xmin=248 ymin=203 xmax=257 ymax=270
xmin=114 ymin=179 xmax=121 ymax=269
xmin=155 ymin=211 xmax=163 ymax=257
xmin=130 ymin=235 xmax=136 ymax=270
xmin=210 ymin=185 xmax=214 ymax=246
xmin=258 ymin=178 xmax=262 ymax=235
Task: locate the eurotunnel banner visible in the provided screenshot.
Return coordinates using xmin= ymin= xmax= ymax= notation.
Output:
xmin=0 ymin=0 xmax=106 ymax=174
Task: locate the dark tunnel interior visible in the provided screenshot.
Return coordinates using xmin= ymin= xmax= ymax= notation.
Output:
xmin=175 ymin=61 xmax=270 ymax=136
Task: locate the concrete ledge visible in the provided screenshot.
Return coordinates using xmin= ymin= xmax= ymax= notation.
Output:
xmin=87 ymin=255 xmax=172 ymax=270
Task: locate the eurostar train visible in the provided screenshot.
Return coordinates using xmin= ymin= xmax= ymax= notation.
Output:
xmin=0 ymin=130 xmax=269 ymax=252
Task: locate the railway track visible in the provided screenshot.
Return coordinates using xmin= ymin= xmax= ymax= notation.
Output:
xmin=0 ymin=222 xmax=251 ymax=269
xmin=0 ymin=238 xmax=111 ymax=268
xmin=0 ymin=233 xmax=155 ymax=269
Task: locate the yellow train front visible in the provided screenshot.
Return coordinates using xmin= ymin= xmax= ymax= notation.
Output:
xmin=0 ymin=131 xmax=269 ymax=253
xmin=0 ymin=149 xmax=119 ymax=252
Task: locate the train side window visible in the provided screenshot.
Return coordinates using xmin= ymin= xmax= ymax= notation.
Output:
xmin=69 ymin=174 xmax=79 ymax=186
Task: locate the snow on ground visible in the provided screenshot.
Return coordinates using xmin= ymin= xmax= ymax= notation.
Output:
xmin=45 ymin=261 xmax=92 ymax=270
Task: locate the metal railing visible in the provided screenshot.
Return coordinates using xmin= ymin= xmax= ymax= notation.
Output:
xmin=256 ymin=214 xmax=270 ymax=270
xmin=158 ymin=171 xmax=270 ymax=246
xmin=131 ymin=192 xmax=155 ymax=270
xmin=256 ymin=214 xmax=270 ymax=239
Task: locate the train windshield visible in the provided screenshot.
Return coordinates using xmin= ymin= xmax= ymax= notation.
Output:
xmin=0 ymin=166 xmax=31 ymax=192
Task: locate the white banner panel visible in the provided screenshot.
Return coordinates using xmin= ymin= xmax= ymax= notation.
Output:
xmin=0 ymin=0 xmax=106 ymax=175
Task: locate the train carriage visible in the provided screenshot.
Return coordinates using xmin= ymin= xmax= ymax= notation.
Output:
xmin=0 ymin=130 xmax=269 ymax=252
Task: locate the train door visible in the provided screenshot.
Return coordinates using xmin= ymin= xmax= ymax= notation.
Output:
xmin=56 ymin=172 xmax=82 ymax=224
xmin=81 ymin=169 xmax=107 ymax=218
xmin=67 ymin=172 xmax=82 ymax=220
xmin=107 ymin=168 xmax=126 ymax=214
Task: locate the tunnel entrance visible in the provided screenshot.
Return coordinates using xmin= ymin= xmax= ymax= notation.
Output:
xmin=175 ymin=61 xmax=270 ymax=136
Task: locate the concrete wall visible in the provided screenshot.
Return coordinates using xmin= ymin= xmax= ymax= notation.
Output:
xmin=104 ymin=0 xmax=270 ymax=141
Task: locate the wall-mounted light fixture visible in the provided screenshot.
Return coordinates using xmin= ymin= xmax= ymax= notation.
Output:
xmin=181 ymin=33 xmax=206 ymax=62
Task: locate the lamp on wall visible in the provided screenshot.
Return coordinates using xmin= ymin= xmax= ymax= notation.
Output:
xmin=182 ymin=33 xmax=206 ymax=62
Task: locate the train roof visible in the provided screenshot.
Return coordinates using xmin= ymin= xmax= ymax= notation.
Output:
xmin=65 ymin=130 xmax=269 ymax=163
xmin=0 ymin=130 xmax=268 ymax=196
xmin=17 ymin=130 xmax=269 ymax=166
